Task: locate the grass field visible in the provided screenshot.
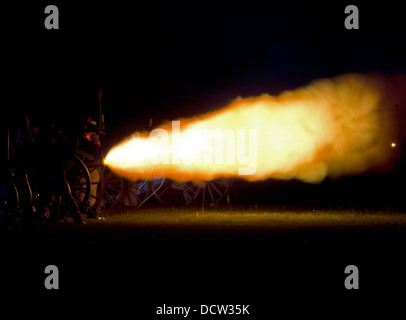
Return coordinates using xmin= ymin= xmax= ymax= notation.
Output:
xmin=97 ymin=205 xmax=406 ymax=229
xmin=3 ymin=205 xmax=406 ymax=317
xmin=33 ymin=204 xmax=406 ymax=253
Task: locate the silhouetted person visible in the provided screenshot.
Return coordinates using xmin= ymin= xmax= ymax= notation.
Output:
xmin=77 ymin=117 xmax=103 ymax=208
xmin=77 ymin=117 xmax=103 ymax=160
xmin=35 ymin=119 xmax=85 ymax=224
xmin=4 ymin=112 xmax=38 ymax=230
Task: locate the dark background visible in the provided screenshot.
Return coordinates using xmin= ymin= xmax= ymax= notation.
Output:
xmin=2 ymin=2 xmax=406 ymax=317
xmin=5 ymin=1 xmax=406 ymax=145
xmin=4 ymin=0 xmax=406 ymax=209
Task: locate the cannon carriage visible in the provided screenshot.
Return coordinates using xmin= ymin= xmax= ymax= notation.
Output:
xmin=0 ymin=98 xmax=233 ymax=230
xmin=68 ymin=154 xmax=233 ymax=211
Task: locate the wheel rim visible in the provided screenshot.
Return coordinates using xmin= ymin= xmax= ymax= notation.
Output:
xmin=75 ymin=151 xmax=104 ymax=209
xmin=127 ymin=179 xmax=150 ymax=207
xmin=187 ymin=178 xmax=233 ymax=203
xmin=65 ymin=155 xmax=91 ymax=206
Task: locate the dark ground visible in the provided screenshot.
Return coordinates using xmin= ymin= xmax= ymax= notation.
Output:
xmin=2 ymin=203 xmax=406 ymax=318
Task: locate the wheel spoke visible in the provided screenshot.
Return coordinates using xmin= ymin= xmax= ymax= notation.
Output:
xmin=183 ymin=184 xmax=196 ymax=193
xmin=208 ymin=181 xmax=223 ymax=196
xmin=71 ymin=187 xmax=88 ymax=191
xmin=206 ymin=183 xmax=215 ymax=201
xmin=106 ymin=186 xmax=122 ymax=193
xmin=104 ymin=192 xmax=114 ymax=203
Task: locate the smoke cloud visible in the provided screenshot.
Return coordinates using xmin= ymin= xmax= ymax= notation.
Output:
xmin=105 ymin=73 xmax=406 ymax=183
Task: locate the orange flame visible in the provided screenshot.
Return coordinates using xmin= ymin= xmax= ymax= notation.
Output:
xmin=105 ymin=73 xmax=406 ymax=183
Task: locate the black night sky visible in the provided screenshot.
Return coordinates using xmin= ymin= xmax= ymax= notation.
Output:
xmin=5 ymin=1 xmax=406 ymax=147
xmin=4 ymin=0 xmax=406 ymax=211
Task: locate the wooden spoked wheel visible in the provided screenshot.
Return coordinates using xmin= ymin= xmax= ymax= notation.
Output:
xmin=102 ymin=166 xmax=125 ymax=208
xmin=65 ymin=155 xmax=91 ymax=207
xmin=183 ymin=178 xmax=233 ymax=204
xmin=151 ymin=174 xmax=233 ymax=205
xmin=127 ymin=178 xmax=150 ymax=207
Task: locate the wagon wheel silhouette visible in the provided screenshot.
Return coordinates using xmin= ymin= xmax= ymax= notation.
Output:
xmin=183 ymin=178 xmax=233 ymax=204
xmin=102 ymin=166 xmax=125 ymax=208
xmin=151 ymin=172 xmax=233 ymax=205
